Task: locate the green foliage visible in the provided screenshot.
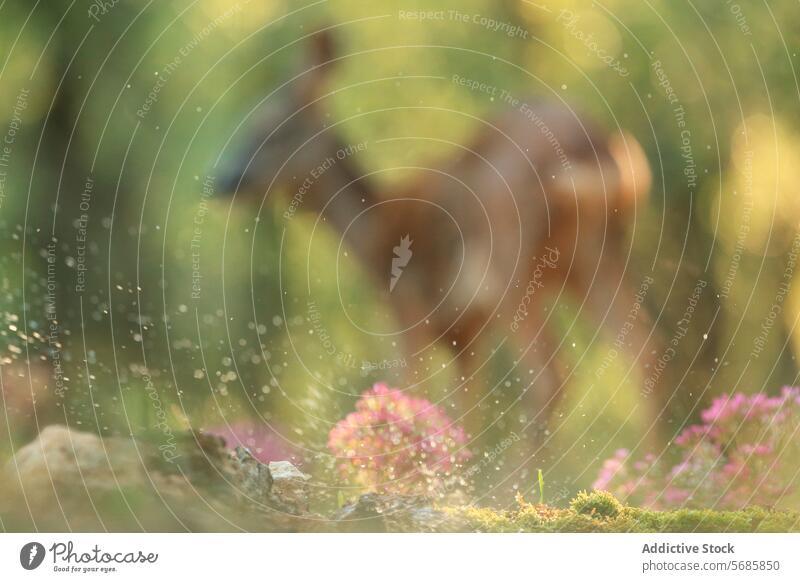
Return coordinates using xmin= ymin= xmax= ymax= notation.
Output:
xmin=537 ymin=469 xmax=545 ymax=505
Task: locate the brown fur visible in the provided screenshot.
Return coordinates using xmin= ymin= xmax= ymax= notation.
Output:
xmin=219 ymin=31 xmax=658 ymax=438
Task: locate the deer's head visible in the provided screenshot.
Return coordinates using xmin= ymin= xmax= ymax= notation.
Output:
xmin=217 ymin=30 xmax=343 ymax=199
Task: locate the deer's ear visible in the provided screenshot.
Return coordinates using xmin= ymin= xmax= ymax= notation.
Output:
xmin=295 ymin=28 xmax=337 ymax=103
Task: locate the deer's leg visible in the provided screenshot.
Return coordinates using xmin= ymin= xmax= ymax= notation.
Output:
xmin=566 ymin=235 xmax=663 ymax=448
xmin=448 ymin=310 xmax=568 ymax=495
xmin=507 ymin=310 xmax=567 ymax=445
xmin=444 ymin=312 xmax=491 ymax=425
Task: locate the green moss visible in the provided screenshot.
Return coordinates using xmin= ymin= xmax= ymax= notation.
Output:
xmin=570 ymin=490 xmax=623 ymax=519
xmin=452 ymin=491 xmax=800 ymax=533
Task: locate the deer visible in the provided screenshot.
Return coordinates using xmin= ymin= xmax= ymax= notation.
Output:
xmin=216 ymin=30 xmax=658 ymax=448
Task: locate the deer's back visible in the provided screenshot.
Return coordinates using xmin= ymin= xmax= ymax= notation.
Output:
xmin=383 ymin=99 xmax=625 ymax=338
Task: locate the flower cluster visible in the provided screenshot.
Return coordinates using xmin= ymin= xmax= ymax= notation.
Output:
xmin=328 ymin=383 xmax=471 ymax=495
xmin=594 ymin=387 xmax=800 ymax=509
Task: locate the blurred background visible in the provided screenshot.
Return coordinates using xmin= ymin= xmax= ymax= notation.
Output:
xmin=0 ymin=0 xmax=798 ymax=508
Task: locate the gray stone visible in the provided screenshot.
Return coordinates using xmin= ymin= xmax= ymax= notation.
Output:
xmin=268 ymin=460 xmax=310 ymax=512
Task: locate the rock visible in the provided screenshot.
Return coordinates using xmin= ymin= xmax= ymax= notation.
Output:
xmin=0 ymin=425 xmax=318 ymax=532
xmin=232 ymin=446 xmax=274 ymax=501
xmin=268 ymin=460 xmax=310 ymax=512
xmin=2 ymin=425 xmax=468 ymax=532
xmin=8 ymin=425 xmax=143 ymax=496
xmin=332 ymin=493 xmax=469 ymax=532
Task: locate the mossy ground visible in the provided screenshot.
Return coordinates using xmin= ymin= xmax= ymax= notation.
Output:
xmin=449 ymin=491 xmax=800 ymax=533
xmin=4 ymin=470 xmax=799 ymax=532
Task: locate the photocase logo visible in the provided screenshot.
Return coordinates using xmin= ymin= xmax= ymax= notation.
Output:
xmin=19 ymin=542 xmax=45 ymax=570
xmin=389 ymin=234 xmax=413 ymax=292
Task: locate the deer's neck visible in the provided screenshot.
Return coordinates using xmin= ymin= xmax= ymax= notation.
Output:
xmin=301 ymin=142 xmax=391 ymax=278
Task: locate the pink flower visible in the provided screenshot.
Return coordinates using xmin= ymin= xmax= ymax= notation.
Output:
xmin=328 ymin=383 xmax=471 ymax=495
xmin=594 ymin=387 xmax=800 ymax=510
xmin=592 ymin=448 xmax=629 ymax=491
